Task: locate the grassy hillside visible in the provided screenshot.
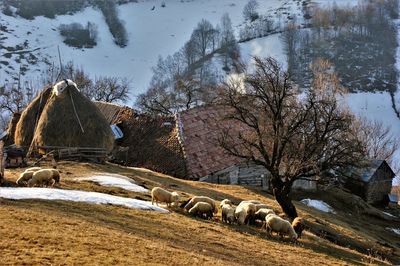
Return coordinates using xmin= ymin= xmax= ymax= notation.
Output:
xmin=1 ymin=161 xmax=399 ymax=265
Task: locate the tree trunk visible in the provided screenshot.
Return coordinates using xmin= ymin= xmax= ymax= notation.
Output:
xmin=270 ymin=176 xmax=298 ymax=219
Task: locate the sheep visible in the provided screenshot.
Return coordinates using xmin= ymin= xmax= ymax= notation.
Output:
xmin=240 ymin=200 xmax=262 ymax=205
xmin=25 ymin=167 xmax=42 ymax=172
xmin=16 ymin=167 xmax=43 ymax=186
xmin=219 ymin=199 xmax=233 ymax=208
xmin=292 ymin=217 xmax=305 ymax=239
xmin=254 ymin=208 xmax=275 ymax=222
xmin=265 ymin=214 xmax=298 ymax=240
xmin=184 ymin=196 xmax=218 ymax=214
xmin=16 ymin=171 xmax=34 ymax=186
xmin=254 ymin=203 xmax=271 ymax=211
xmin=151 ymin=187 xmax=180 ymax=207
xmin=221 ymin=204 xmax=236 ymax=224
xmin=188 ymin=202 xmax=214 ymax=219
xmin=27 ymin=169 xmax=60 ymax=187
xmin=235 ymin=202 xmax=257 ymax=225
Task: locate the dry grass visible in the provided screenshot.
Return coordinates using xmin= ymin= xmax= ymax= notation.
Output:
xmin=1 ymin=161 xmax=399 ymax=265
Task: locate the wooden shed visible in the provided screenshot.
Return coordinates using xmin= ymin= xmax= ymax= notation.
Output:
xmin=344 ymin=160 xmax=395 ymax=206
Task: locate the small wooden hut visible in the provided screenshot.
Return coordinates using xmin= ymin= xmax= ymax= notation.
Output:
xmin=344 ymin=160 xmax=395 ymax=206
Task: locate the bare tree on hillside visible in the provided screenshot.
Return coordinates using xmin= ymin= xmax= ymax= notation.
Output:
xmin=191 ymin=19 xmax=216 ymax=58
xmin=90 ymin=76 xmax=130 ymax=103
xmin=243 ymin=0 xmax=259 ymax=21
xmin=219 ymin=57 xmax=364 ymax=219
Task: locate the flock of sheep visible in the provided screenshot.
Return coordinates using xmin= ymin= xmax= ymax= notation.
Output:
xmin=151 ymin=187 xmax=304 ymax=240
xmin=16 ymin=167 xmax=60 ymax=187
xmin=14 ymin=168 xmax=304 ymax=240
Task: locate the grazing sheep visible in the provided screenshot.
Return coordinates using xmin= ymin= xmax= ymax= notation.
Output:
xmin=16 ymin=167 xmax=43 ymax=186
xmin=25 ymin=167 xmax=42 ymax=172
xmin=188 ymin=202 xmax=214 ymax=219
xmin=16 ymin=171 xmax=34 ymax=186
xmin=235 ymin=202 xmax=257 ymax=225
xmin=254 ymin=203 xmax=270 ymax=211
xmin=184 ymin=196 xmax=217 ymax=214
xmin=265 ymin=214 xmax=298 ymax=240
xmin=254 ymin=208 xmax=275 ymax=222
xmin=219 ymin=199 xmax=233 ymax=208
xmin=292 ymin=217 xmax=305 ymax=238
xmin=27 ymin=169 xmax=60 ymax=187
xmin=151 ymin=187 xmax=179 ymax=207
xmin=240 ymin=200 xmax=262 ymax=205
xmin=221 ymin=204 xmax=236 ymax=224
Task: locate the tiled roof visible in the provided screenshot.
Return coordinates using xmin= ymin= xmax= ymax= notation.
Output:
xmin=178 ymin=105 xmax=246 ymax=179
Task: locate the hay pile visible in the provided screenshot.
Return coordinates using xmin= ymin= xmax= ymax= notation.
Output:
xmin=14 ymin=81 xmax=114 ymax=151
xmin=14 ymin=87 xmax=52 ymax=147
xmin=4 ymin=112 xmax=21 ymax=146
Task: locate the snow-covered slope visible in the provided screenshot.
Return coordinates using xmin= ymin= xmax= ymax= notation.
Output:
xmin=0 ymin=0 xmax=345 ymax=100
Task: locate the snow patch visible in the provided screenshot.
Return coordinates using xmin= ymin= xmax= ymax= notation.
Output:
xmin=0 ymin=187 xmax=167 ymax=212
xmin=75 ymin=174 xmax=148 ymax=193
xmin=300 ymin=199 xmax=336 ymax=213
xmin=386 ymin=227 xmax=400 ymax=235
xmin=382 ymin=211 xmax=396 ymax=218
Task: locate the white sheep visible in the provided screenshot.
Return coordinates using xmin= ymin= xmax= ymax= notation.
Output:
xmin=184 ymin=196 xmax=217 ymax=214
xmin=235 ymin=202 xmax=257 ymax=225
xmin=254 ymin=203 xmax=270 ymax=211
xmin=16 ymin=167 xmax=42 ymax=186
xmin=265 ymin=214 xmax=298 ymax=240
xmin=27 ymin=169 xmax=60 ymax=187
xmin=240 ymin=200 xmax=262 ymax=205
xmin=221 ymin=204 xmax=236 ymax=224
xmin=219 ymin=199 xmax=233 ymax=208
xmin=151 ymin=187 xmax=179 ymax=207
xmin=255 ymin=208 xmax=275 ymax=222
xmin=188 ymin=202 xmax=214 ymax=219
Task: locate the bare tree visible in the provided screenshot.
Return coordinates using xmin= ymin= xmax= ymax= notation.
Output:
xmin=219 ymin=57 xmax=364 ymax=218
xmin=190 ymin=19 xmax=215 ymax=58
xmin=243 ymin=0 xmax=259 ymax=21
xmin=220 ymin=13 xmax=238 ymax=71
xmin=90 ymin=76 xmax=130 ymax=103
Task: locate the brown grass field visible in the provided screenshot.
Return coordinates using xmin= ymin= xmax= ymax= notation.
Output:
xmin=1 ymin=161 xmax=399 ymax=265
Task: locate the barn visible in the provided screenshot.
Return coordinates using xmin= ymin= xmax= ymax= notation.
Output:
xmin=95 ymin=101 xmax=187 ymax=178
xmin=344 ymin=160 xmax=395 ymax=206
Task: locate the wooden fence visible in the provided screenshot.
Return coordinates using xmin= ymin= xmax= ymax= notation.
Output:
xmin=35 ymin=146 xmax=108 ymax=163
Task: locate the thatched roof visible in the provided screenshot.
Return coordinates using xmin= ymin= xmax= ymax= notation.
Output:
xmin=15 ymin=80 xmax=114 ymax=152
xmin=94 ymin=101 xmax=135 ymax=124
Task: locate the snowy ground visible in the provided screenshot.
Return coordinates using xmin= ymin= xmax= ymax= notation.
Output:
xmin=0 ymin=187 xmax=167 ymax=212
xmin=300 ymin=199 xmax=336 ymax=213
xmin=0 ymin=0 xmax=351 ymax=101
xmin=75 ymin=174 xmax=148 ymax=193
xmin=386 ymin=227 xmax=400 ymax=236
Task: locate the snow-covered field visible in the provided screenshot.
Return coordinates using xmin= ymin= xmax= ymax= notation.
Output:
xmin=75 ymin=174 xmax=148 ymax=193
xmin=0 ymin=0 xmax=352 ymax=100
xmin=0 ymin=187 xmax=167 ymax=212
xmin=300 ymin=199 xmax=336 ymax=213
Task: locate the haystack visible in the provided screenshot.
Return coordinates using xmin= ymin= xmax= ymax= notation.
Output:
xmin=14 ymin=80 xmax=114 ymax=152
xmin=4 ymin=112 xmax=21 ymax=146
xmin=14 ymin=86 xmax=52 ymax=147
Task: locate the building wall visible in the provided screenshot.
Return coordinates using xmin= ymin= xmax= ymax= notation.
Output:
xmin=365 ymin=163 xmax=394 ymax=205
